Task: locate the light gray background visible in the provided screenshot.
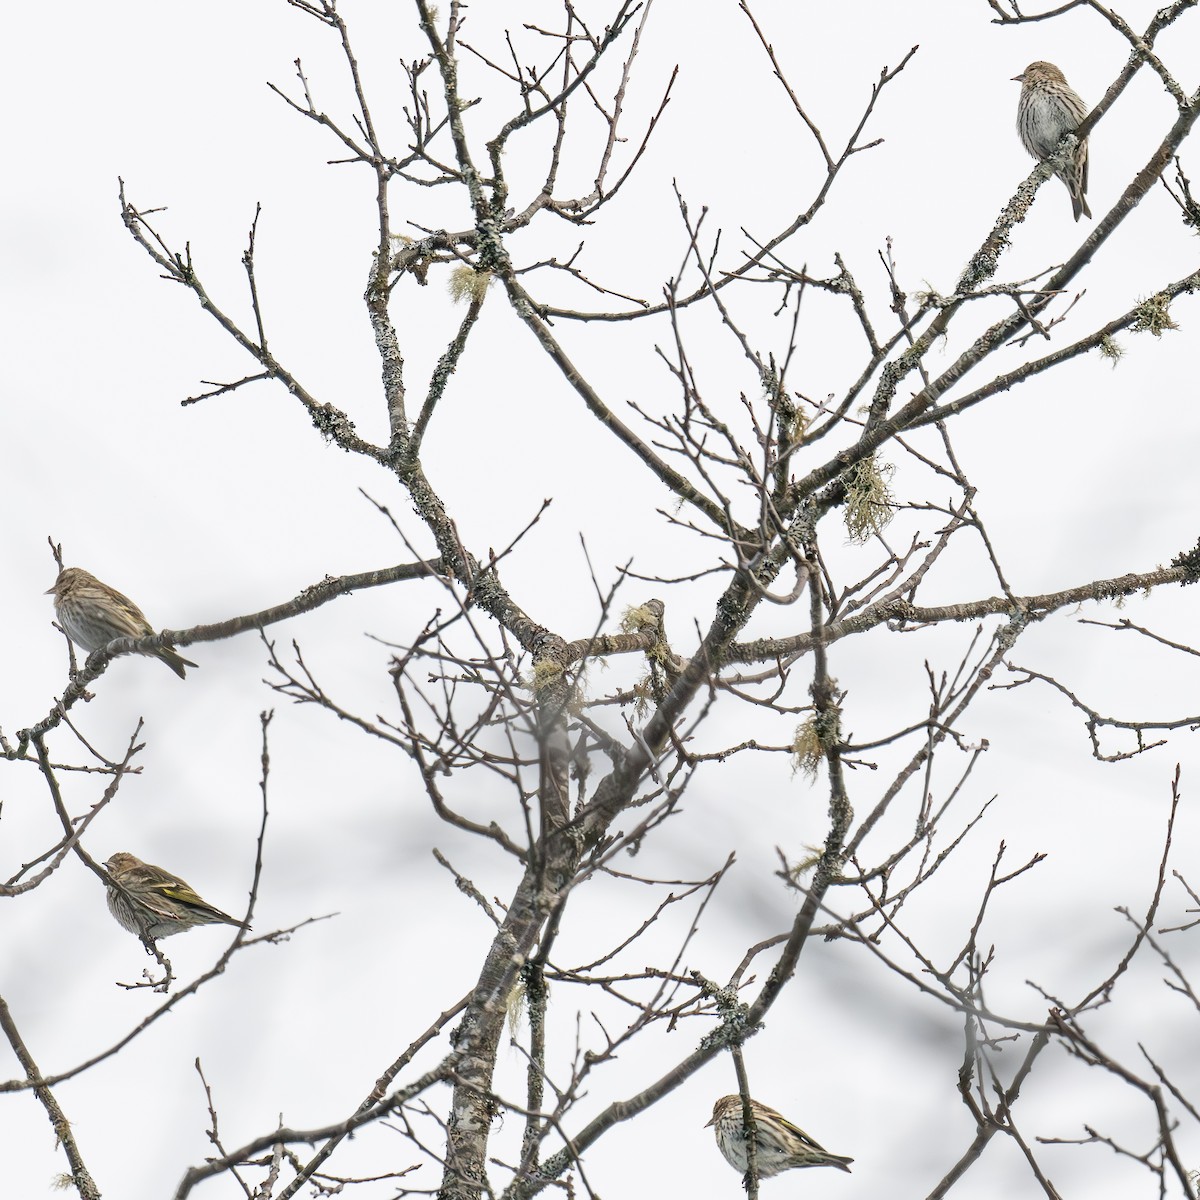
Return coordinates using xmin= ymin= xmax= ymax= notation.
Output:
xmin=4 ymin=2 xmax=1200 ymax=1196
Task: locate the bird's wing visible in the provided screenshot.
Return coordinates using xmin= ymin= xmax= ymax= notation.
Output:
xmin=778 ymin=1117 xmax=828 ymax=1153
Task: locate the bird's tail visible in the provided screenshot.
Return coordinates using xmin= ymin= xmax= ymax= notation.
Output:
xmin=155 ymin=647 xmax=199 ymax=679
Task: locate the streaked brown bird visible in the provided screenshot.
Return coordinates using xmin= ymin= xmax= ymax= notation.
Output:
xmin=46 ymin=567 xmax=197 ymax=678
xmin=707 ymin=1095 xmax=853 ymax=1184
xmin=103 ymin=852 xmax=244 ymax=944
xmin=1013 ymin=60 xmax=1092 ymax=221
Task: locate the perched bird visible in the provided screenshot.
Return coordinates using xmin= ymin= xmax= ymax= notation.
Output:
xmin=1013 ymin=61 xmax=1092 ymax=221
xmin=707 ymin=1095 xmax=853 ymax=1185
xmin=46 ymin=567 xmax=197 ymax=678
xmin=103 ymin=852 xmax=244 ymax=944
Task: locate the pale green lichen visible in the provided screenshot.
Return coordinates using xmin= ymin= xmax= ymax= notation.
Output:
xmin=506 ymin=979 xmax=525 ymax=1038
xmin=792 ymin=699 xmax=842 ymax=777
xmin=791 ymin=718 xmax=823 ymax=777
xmin=842 ymin=454 xmax=896 ymax=543
xmin=630 ymin=675 xmax=655 ymax=720
xmin=448 ymin=265 xmax=492 ymax=305
xmin=1098 ymin=334 xmax=1124 ymax=365
xmin=1132 ymin=292 xmax=1179 ymax=337
xmin=790 ymin=849 xmax=822 ymax=876
xmin=621 ymin=604 xmax=658 ymax=634
xmin=530 ymin=659 xmax=564 ymax=691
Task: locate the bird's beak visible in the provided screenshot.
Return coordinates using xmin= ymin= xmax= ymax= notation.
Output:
xmin=704 ymin=1116 xmax=714 ymax=1127
xmin=44 ymin=585 xmax=56 ymax=595
xmin=1011 ymin=72 xmax=1024 ymax=82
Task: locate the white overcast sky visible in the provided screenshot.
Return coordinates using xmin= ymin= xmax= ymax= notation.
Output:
xmin=4 ymin=2 xmax=1200 ymax=1197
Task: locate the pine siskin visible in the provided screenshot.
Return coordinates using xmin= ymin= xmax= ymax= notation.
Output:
xmin=707 ymin=1095 xmax=853 ymax=1185
xmin=46 ymin=567 xmax=198 ymax=678
xmin=103 ymin=852 xmax=245 ymax=943
xmin=1013 ymin=61 xmax=1092 ymax=221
